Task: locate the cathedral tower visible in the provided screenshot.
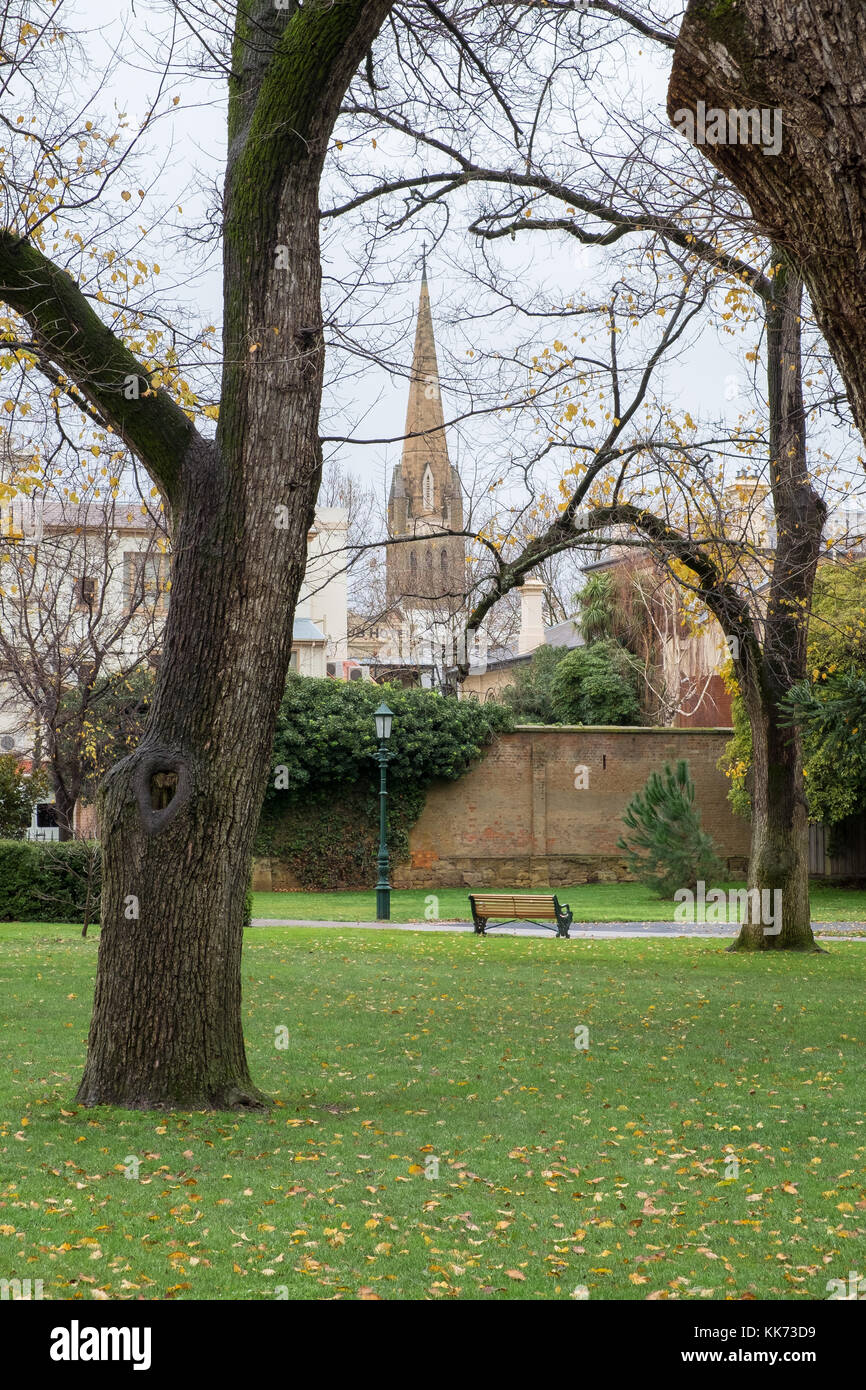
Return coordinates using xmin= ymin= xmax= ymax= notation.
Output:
xmin=387 ymin=264 xmax=465 ymax=610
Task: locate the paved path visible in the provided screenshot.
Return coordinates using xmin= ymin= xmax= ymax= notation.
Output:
xmin=250 ymin=917 xmax=865 ymax=940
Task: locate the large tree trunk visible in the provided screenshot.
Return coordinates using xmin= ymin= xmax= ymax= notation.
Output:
xmin=734 ymin=681 xmax=814 ymax=950
xmin=75 ymin=425 xmax=312 ymax=1107
xmin=74 ymin=0 xmax=393 ymax=1110
xmin=669 ymin=0 xmax=866 ymax=448
xmin=728 ymin=252 xmax=825 ymax=951
xmin=51 ymin=779 xmax=78 ymax=842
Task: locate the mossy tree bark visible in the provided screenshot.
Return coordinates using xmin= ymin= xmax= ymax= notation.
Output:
xmin=727 ymin=253 xmax=825 ymax=950
xmin=667 ymin=0 xmax=866 ymax=944
xmin=669 ymin=0 xmax=866 ymax=449
xmin=1 ymin=0 xmax=393 ymax=1109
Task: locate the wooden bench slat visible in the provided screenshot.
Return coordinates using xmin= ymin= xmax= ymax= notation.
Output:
xmin=468 ymin=891 xmax=574 ymax=938
xmin=472 ymin=902 xmax=556 ymax=908
xmin=472 ymin=907 xmax=556 ymax=918
xmin=471 ymin=901 xmax=557 ymax=908
xmin=471 ymin=897 xmax=557 ymax=906
xmin=470 ymin=896 xmax=559 ymax=903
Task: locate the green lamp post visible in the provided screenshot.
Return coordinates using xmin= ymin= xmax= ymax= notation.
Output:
xmin=373 ymin=701 xmax=395 ymax=921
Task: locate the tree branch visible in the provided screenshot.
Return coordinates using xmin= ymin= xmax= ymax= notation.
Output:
xmin=0 ymin=231 xmax=197 ymax=508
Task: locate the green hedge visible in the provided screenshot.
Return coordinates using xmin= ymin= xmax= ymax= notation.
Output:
xmin=0 ymin=841 xmax=252 ymax=928
xmin=0 ymin=839 xmax=102 ymax=923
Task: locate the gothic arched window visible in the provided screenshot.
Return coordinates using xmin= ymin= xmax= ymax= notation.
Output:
xmin=409 ymin=551 xmax=417 ymax=574
xmin=422 ymin=464 xmax=434 ymax=512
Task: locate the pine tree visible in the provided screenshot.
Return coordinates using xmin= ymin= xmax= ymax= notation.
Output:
xmin=617 ymin=759 xmax=722 ymax=898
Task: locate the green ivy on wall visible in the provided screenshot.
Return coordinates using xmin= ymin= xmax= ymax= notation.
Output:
xmin=254 ymin=676 xmax=513 ymax=888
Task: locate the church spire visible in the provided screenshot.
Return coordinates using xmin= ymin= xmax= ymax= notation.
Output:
xmin=403 ymin=259 xmax=445 ymax=445
xmin=387 ymin=260 xmax=465 ymax=610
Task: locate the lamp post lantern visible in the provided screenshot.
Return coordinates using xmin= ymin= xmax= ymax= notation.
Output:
xmin=373 ymin=702 xmax=394 ymax=921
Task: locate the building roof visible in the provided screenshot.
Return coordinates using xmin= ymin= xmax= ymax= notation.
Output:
xmin=444 ymin=612 xmax=583 ymax=679
xmin=292 ymin=617 xmax=326 ymax=644
xmin=544 ymin=618 xmax=584 ymax=649
xmin=5 ymin=496 xmax=159 ymax=536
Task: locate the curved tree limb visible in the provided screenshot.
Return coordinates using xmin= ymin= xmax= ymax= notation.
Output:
xmin=0 ymin=230 xmax=197 ymax=509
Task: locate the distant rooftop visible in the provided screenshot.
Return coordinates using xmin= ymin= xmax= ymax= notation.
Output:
xmin=545 ymin=618 xmax=584 ymax=649
xmin=292 ymin=617 xmax=326 ymax=644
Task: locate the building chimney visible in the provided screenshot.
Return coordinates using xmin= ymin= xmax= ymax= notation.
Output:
xmin=518 ymin=577 xmax=546 ymax=654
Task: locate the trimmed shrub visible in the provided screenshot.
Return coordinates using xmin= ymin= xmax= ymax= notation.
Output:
xmin=0 ymin=839 xmax=102 ymax=924
xmin=500 ymin=645 xmax=571 ymax=724
xmin=549 ymin=639 xmax=642 ymax=725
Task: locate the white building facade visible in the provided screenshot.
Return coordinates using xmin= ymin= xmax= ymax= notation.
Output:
xmin=0 ymin=483 xmax=351 ymax=830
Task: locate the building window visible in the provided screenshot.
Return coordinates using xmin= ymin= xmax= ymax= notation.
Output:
xmin=289 ymin=650 xmax=299 ymax=671
xmin=75 ymin=575 xmax=98 ymax=609
xmin=124 ymin=552 xmax=170 ymax=616
xmin=422 ymin=464 xmax=434 ymax=512
xmin=440 ymin=548 xmax=448 ymax=573
xmin=409 ymin=552 xmax=417 ymax=574
xmin=425 ymin=546 xmax=433 ymax=569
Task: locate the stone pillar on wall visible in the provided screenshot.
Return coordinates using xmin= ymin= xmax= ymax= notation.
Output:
xmin=518 ymin=578 xmax=546 ymax=654
xmin=530 ymin=741 xmax=547 ymax=885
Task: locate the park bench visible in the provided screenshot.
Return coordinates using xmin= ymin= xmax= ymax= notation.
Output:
xmin=468 ymin=893 xmax=573 ymax=938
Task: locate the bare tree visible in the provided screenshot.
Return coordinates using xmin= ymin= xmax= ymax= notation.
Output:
xmin=33 ymin=835 xmax=102 ymax=939
xmin=322 ymin=3 xmax=845 ymax=948
xmin=0 ymin=468 xmax=165 ymax=838
xmin=0 ymin=0 xmax=859 ymax=1120
xmin=317 ymin=458 xmax=391 ymax=636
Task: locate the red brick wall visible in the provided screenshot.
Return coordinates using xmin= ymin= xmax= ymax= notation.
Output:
xmin=394 ymin=724 xmax=750 ymax=888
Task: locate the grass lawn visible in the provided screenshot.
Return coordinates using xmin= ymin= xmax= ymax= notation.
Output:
xmin=1 ymin=923 xmax=864 ymax=1301
xmin=251 ymin=881 xmax=866 ymax=924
